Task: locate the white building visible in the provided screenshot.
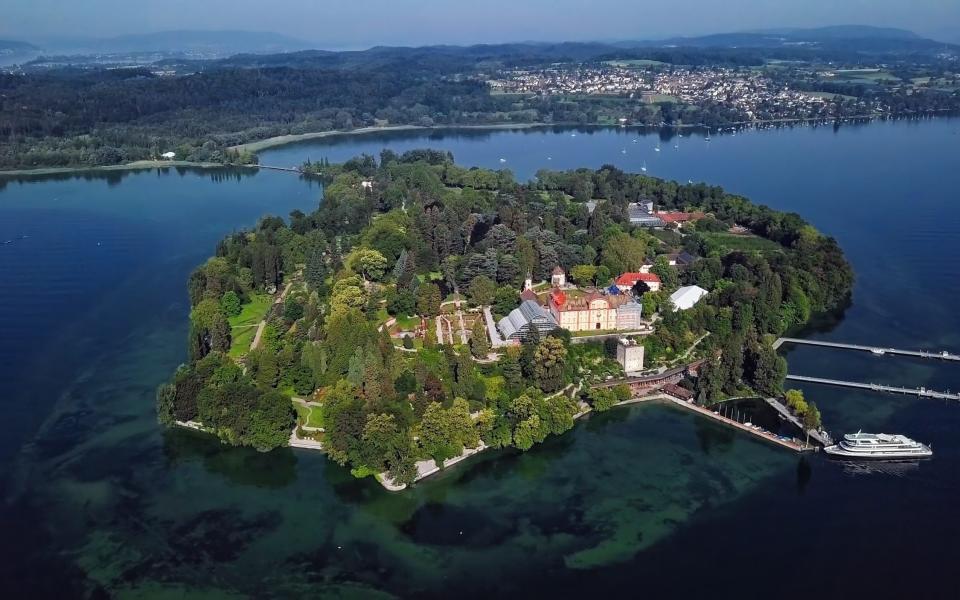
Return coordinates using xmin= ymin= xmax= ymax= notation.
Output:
xmin=669 ymin=285 xmax=709 ymax=311
xmin=616 ymin=338 xmax=645 ymax=373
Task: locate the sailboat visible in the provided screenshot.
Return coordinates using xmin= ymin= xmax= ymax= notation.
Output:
xmin=641 ymin=161 xmax=647 ymax=172
xmin=654 ymin=142 xmax=661 ymax=152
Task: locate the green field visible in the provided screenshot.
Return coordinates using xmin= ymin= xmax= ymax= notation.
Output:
xmin=229 ymin=326 xmax=258 ymax=358
xmin=605 ymin=59 xmax=667 ymax=68
xmin=830 ymin=69 xmax=900 ymax=84
xmin=229 ymin=294 xmax=272 ymax=328
xmin=702 ymin=232 xmax=783 ymax=254
xmin=228 ymin=294 xmax=272 ymax=357
xmin=803 ymin=91 xmax=857 ymax=101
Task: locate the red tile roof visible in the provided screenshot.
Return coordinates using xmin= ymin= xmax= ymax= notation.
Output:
xmin=616 ymin=272 xmax=661 ymax=287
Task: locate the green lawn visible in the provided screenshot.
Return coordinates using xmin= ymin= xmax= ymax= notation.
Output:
xmin=229 ymin=293 xmax=272 ymax=328
xmin=395 ymin=314 xmax=420 ymax=330
xmin=702 ymin=232 xmax=783 ymax=254
xmin=294 ymin=401 xmax=324 ymax=429
xmin=604 ymin=59 xmax=666 ymax=67
xmin=229 ymin=326 xmax=258 ymax=358
xmin=228 ymin=294 xmax=272 ymax=357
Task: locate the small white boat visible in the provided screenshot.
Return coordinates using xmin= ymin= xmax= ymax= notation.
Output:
xmin=641 ymin=162 xmax=647 ymax=172
xmin=825 ymin=431 xmax=932 ymax=459
xmin=499 ymin=158 xmax=506 ymax=163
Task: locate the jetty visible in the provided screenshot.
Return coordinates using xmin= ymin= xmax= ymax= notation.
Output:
xmin=774 ymin=337 xmax=960 ymax=361
xmin=785 ymin=374 xmax=960 ymax=401
xmin=762 ymin=397 xmax=833 ymax=446
xmin=664 ymin=396 xmax=814 ymax=452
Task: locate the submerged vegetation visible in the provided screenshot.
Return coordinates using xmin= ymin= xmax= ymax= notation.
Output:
xmin=157 ymin=149 xmax=852 ymax=485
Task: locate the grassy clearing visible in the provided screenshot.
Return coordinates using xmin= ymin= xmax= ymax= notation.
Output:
xmin=395 ymin=314 xmax=420 ymax=330
xmin=229 ymin=326 xmax=258 ymax=358
xmin=294 ymin=402 xmax=325 ymax=429
xmin=702 ymin=232 xmax=782 ymax=254
xmin=229 ymin=294 xmax=272 ymax=328
xmin=228 ymin=293 xmax=272 ymax=357
xmin=605 ymin=59 xmax=666 ymax=67
xmin=803 ymin=91 xmax=857 ymax=101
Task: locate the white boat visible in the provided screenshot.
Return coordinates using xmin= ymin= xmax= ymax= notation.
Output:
xmin=824 ymin=431 xmax=932 ymax=459
xmin=499 ymin=158 xmax=506 ymax=163
xmin=641 ymin=161 xmax=647 ymax=172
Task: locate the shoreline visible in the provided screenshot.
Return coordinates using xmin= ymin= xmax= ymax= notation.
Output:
xmin=228 ymin=122 xmax=552 ymax=153
xmin=3 ymin=111 xmax=953 ymax=178
xmin=0 ymin=159 xmax=236 ymax=178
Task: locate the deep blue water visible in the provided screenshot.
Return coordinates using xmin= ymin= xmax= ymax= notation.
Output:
xmin=2 ymin=119 xmax=960 ymax=598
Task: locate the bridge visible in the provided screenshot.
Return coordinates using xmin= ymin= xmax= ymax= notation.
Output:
xmin=785 ymin=374 xmax=960 ymax=401
xmin=774 ymin=337 xmax=960 ymax=361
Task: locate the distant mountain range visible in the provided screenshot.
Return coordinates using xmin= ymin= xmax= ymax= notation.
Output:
xmin=0 ymin=39 xmax=38 ymax=52
xmin=627 ymin=25 xmax=951 ymax=52
xmin=34 ymin=30 xmax=312 ymax=57
xmin=9 ymin=24 xmax=958 ymax=69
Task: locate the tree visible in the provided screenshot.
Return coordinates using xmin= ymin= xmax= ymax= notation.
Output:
xmin=570 ymin=264 xmax=598 ymax=286
xmin=470 ymin=319 xmax=491 ymax=358
xmin=493 ymin=286 xmax=519 ymax=317
xmin=467 ymin=275 xmax=497 ymax=306
xmin=532 ymin=337 xmax=568 ymax=393
xmin=220 ymin=291 xmax=242 ymax=317
xmin=189 ymin=299 xmax=231 ymax=361
xmin=419 ymin=402 xmax=459 ymax=463
xmin=601 ymin=233 xmax=647 ymax=275
xmin=587 ymin=387 xmax=621 ymax=412
xmin=349 ymin=248 xmax=389 ymax=281
xmin=652 ymin=256 xmax=679 ymax=290
xmin=361 ymin=413 xmax=406 ymax=473
xmin=500 ymin=349 xmax=523 ymax=394
xmin=283 ymin=296 xmax=304 ymax=323
xmin=803 ymin=401 xmax=822 ymax=432
xmin=416 ymin=283 xmax=442 ymax=317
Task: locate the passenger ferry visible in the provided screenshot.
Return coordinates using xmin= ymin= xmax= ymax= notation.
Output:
xmin=824 ymin=431 xmax=932 ymax=459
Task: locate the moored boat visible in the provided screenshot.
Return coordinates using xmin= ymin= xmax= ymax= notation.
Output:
xmin=824 ymin=431 xmax=932 ymax=459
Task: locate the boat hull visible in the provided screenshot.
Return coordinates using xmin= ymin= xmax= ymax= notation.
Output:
xmin=823 ymin=444 xmax=932 ymax=459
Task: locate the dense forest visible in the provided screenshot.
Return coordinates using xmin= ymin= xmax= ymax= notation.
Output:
xmin=2 ymin=38 xmax=957 ymax=169
xmin=156 ymin=151 xmax=852 ymax=487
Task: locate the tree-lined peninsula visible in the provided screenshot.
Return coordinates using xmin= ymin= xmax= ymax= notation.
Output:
xmin=156 ymin=151 xmax=852 ymax=486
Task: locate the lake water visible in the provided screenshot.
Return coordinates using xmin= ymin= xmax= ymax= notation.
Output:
xmin=2 ymin=119 xmax=960 ymax=598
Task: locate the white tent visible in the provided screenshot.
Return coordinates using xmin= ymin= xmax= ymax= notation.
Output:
xmin=669 ymin=285 xmax=709 ymax=311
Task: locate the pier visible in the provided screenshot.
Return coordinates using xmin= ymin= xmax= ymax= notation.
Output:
xmin=762 ymin=397 xmax=833 ymax=446
xmin=664 ymin=396 xmax=814 ymax=452
xmin=773 ymin=337 xmax=960 ymax=361
xmin=785 ymin=374 xmax=960 ymax=401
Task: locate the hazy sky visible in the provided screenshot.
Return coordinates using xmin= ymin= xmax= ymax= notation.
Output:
xmin=4 ymin=0 xmax=960 ymax=47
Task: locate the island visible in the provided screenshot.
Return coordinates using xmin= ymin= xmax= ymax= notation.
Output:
xmin=156 ymin=150 xmax=853 ymax=489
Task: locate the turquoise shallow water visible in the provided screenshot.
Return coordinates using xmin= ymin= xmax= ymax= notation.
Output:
xmin=2 ymin=120 xmax=960 ymax=598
